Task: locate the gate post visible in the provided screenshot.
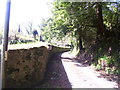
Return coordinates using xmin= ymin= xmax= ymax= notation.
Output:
xmin=0 ymin=0 xmax=11 ymax=89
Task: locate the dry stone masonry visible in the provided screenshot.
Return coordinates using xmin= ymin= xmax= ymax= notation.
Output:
xmin=5 ymin=45 xmax=70 ymax=88
xmin=5 ymin=46 xmax=49 ymax=88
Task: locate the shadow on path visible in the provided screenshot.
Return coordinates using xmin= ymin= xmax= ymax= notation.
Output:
xmin=36 ymin=53 xmax=72 ymax=89
xmin=61 ymin=53 xmax=119 ymax=88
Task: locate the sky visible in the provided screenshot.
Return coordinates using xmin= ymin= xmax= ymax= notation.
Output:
xmin=0 ymin=0 xmax=119 ymax=33
xmin=0 ymin=0 xmax=53 ymax=32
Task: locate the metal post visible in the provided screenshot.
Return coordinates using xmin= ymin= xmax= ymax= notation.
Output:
xmin=1 ymin=0 xmax=11 ymax=89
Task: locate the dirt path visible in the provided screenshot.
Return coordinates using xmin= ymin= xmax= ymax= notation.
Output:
xmin=36 ymin=52 xmax=118 ymax=89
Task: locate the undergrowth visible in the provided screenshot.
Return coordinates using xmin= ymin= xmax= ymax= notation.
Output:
xmin=77 ymin=38 xmax=120 ymax=75
xmin=90 ymin=39 xmax=120 ymax=75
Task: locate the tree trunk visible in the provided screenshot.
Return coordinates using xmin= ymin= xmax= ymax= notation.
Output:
xmin=79 ymin=37 xmax=83 ymax=50
xmin=77 ymin=28 xmax=83 ymax=50
xmin=96 ymin=3 xmax=105 ymax=36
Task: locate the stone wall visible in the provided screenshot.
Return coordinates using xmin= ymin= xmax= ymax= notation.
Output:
xmin=5 ymin=46 xmax=49 ymax=88
xmin=49 ymin=45 xmax=70 ymax=56
xmin=4 ymin=45 xmax=70 ymax=88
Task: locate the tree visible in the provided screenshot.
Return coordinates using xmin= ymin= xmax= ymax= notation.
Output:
xmin=41 ymin=2 xmax=120 ymax=51
xmin=32 ymin=30 xmax=38 ymax=40
xmin=96 ymin=2 xmax=105 ymax=36
xmin=18 ymin=25 xmax=21 ymax=33
xmin=24 ymin=21 xmax=33 ymax=36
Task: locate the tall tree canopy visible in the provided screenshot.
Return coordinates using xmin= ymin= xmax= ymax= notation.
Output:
xmin=42 ymin=2 xmax=120 ymax=50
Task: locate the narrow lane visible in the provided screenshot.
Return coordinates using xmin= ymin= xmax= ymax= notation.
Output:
xmin=61 ymin=52 xmax=118 ymax=88
xmin=36 ymin=52 xmax=118 ymax=89
xmin=36 ymin=53 xmax=72 ymax=88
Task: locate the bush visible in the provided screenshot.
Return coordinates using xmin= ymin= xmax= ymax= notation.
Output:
xmin=91 ymin=40 xmax=120 ymax=74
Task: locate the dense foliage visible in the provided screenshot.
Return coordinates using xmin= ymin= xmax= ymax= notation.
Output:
xmin=41 ymin=2 xmax=120 ymax=74
xmin=42 ymin=2 xmax=120 ymax=46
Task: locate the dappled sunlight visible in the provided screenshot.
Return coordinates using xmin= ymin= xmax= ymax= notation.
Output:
xmin=60 ymin=52 xmax=118 ymax=88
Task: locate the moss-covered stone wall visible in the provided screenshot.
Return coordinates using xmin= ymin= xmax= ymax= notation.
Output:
xmin=5 ymin=46 xmax=49 ymax=88
xmin=4 ymin=45 xmax=70 ymax=88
